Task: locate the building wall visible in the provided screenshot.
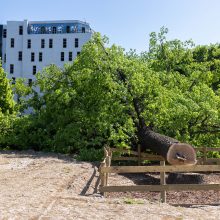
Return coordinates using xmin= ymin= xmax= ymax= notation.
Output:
xmin=0 ymin=25 xmax=3 ymax=60
xmin=2 ymin=25 xmax=6 ymax=70
xmin=1 ymin=20 xmax=92 ymax=82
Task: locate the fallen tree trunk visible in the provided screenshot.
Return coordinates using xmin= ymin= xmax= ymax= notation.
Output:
xmin=137 ymin=123 xmax=197 ymax=165
xmin=133 ymin=99 xmax=196 ymax=165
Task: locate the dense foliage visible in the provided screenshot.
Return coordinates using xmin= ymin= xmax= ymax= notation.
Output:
xmin=0 ymin=63 xmax=16 ymax=147
xmin=0 ymin=29 xmax=219 ymax=156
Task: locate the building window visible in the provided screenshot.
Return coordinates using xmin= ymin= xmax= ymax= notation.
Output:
xmin=39 ymin=52 xmax=42 ymax=62
xmin=3 ymin=29 xmax=7 ymax=38
xmin=11 ymin=38 xmax=14 ymax=48
xmin=49 ymin=39 xmax=53 ymax=48
xmin=28 ymin=79 xmax=32 ymax=86
xmin=77 ymin=51 xmax=80 ymax=56
xmin=41 ymin=26 xmax=46 ymax=34
xmin=82 ymin=27 xmax=85 ymax=33
xmin=33 ymin=66 xmax=36 ymax=75
xmin=12 ymin=77 xmax=16 ymax=85
xmin=10 ymin=64 xmax=14 ymax=74
xmin=41 ymin=39 xmax=45 ymax=48
xmin=18 ymin=51 xmax=22 ymax=61
xmin=31 ymin=52 xmax=35 ymax=62
xmin=61 ymin=52 xmax=64 ymax=61
xmin=19 ymin=26 xmax=23 ymax=35
xmin=75 ymin=38 xmax=78 ymax=48
xmin=69 ymin=52 xmax=72 ymax=61
xmin=66 ymin=26 xmax=70 ymax=33
xmin=63 ymin=38 xmax=67 ymax=48
xmin=27 ymin=39 xmax=31 ymax=48
xmin=4 ymin=54 xmax=6 ymax=63
xmin=52 ymin=27 xmax=56 ymax=34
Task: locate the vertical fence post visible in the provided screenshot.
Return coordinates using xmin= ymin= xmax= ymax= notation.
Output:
xmin=138 ymin=144 xmax=141 ymax=166
xmin=203 ymin=146 xmax=207 ymax=165
xmin=99 ymin=160 xmax=107 ymax=196
xmin=160 ymin=160 xmax=166 ymax=203
xmin=104 ymin=146 xmax=108 ymax=158
xmin=108 ymin=148 xmax=112 ymax=166
xmin=105 ymin=156 xmax=111 ymax=186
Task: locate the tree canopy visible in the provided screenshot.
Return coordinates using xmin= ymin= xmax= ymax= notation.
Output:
xmin=0 ymin=29 xmax=219 ymax=155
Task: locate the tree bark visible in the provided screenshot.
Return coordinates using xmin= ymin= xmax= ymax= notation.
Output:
xmin=137 ymin=123 xmax=197 ymax=165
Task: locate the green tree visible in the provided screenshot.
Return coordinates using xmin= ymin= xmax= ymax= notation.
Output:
xmin=0 ymin=64 xmax=15 ymax=114
xmin=2 ymin=31 xmax=220 ymax=156
xmin=0 ymin=63 xmax=16 ymax=148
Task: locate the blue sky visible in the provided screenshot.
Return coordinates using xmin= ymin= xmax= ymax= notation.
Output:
xmin=1 ymin=0 xmax=220 ymax=53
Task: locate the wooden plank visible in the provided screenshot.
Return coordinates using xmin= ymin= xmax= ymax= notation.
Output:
xmin=160 ymin=161 xmax=166 ymax=203
xmin=111 ymin=148 xmax=138 ymax=156
xmin=112 ymin=156 xmax=164 ymax=161
xmin=101 ymin=165 xmax=220 ymax=173
xmin=100 ymin=184 xmax=220 ymax=193
xmin=206 ymin=148 xmax=220 ymax=152
xmin=195 ymin=148 xmax=220 ymax=152
xmin=113 ymin=157 xmax=139 ymax=161
xmin=197 ymin=158 xmax=220 ymax=162
xmin=141 ymin=156 xmax=165 ymax=161
xmin=111 ymin=148 xmax=163 ymax=158
xmin=140 ymin=152 xmax=164 ymax=159
xmin=197 ymin=158 xmax=220 ymax=165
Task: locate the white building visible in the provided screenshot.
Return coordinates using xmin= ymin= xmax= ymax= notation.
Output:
xmin=0 ymin=20 xmax=92 ymax=85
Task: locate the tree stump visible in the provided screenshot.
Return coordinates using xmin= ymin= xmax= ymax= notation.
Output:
xmin=167 ymin=173 xmax=206 ymax=184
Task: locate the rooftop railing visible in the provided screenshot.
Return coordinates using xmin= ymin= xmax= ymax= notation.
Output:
xmin=28 ymin=22 xmax=91 ymax=34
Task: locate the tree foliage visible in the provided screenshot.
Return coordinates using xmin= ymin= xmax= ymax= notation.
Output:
xmin=0 ymin=30 xmax=219 ymax=155
xmin=0 ymin=64 xmax=15 ymax=114
xmin=0 ymin=63 xmax=16 ymax=147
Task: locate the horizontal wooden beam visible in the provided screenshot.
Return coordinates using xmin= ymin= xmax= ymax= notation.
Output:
xmin=195 ymin=148 xmax=220 ymax=152
xmin=100 ymin=184 xmax=220 ymax=193
xmin=197 ymin=158 xmax=220 ymax=162
xmin=113 ymin=156 xmax=164 ymax=161
xmin=113 ymin=157 xmax=139 ymax=161
xmin=111 ymin=148 xmax=138 ymax=155
xmin=112 ymin=147 xmax=220 ymax=153
xmin=111 ymin=148 xmax=164 ymax=160
xmin=100 ymin=165 xmax=220 ymax=173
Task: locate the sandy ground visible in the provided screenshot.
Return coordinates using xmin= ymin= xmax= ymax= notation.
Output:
xmin=0 ymin=150 xmax=219 ymax=220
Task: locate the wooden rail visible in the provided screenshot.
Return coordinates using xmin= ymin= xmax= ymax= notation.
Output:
xmin=101 ymin=165 xmax=220 ymax=173
xmin=99 ymin=146 xmax=220 ymax=203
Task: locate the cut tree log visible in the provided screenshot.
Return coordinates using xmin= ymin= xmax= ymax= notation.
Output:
xmin=131 ymin=97 xmax=196 ymax=166
xmin=137 ymin=122 xmax=197 ymax=165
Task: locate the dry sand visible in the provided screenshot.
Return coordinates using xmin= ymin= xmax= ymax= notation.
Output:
xmin=0 ymin=150 xmax=219 ymax=220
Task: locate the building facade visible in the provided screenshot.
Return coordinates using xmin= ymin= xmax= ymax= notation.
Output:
xmin=0 ymin=20 xmax=92 ymax=84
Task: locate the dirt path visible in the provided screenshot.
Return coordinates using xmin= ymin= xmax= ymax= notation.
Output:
xmin=0 ymin=150 xmax=219 ymax=219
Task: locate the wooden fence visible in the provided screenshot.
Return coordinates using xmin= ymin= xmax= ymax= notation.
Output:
xmin=110 ymin=145 xmax=220 ymax=165
xmin=99 ymin=147 xmax=220 ymax=203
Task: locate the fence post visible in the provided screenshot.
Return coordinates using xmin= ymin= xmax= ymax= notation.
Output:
xmin=160 ymin=160 xmax=166 ymax=203
xmin=104 ymin=146 xmax=108 ymax=158
xmin=105 ymin=156 xmax=111 ymax=186
xmin=99 ymin=160 xmax=107 ymax=196
xmin=108 ymin=148 xmax=112 ymax=166
xmin=203 ymin=146 xmax=207 ymax=164
xmin=138 ymin=144 xmax=141 ymax=166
